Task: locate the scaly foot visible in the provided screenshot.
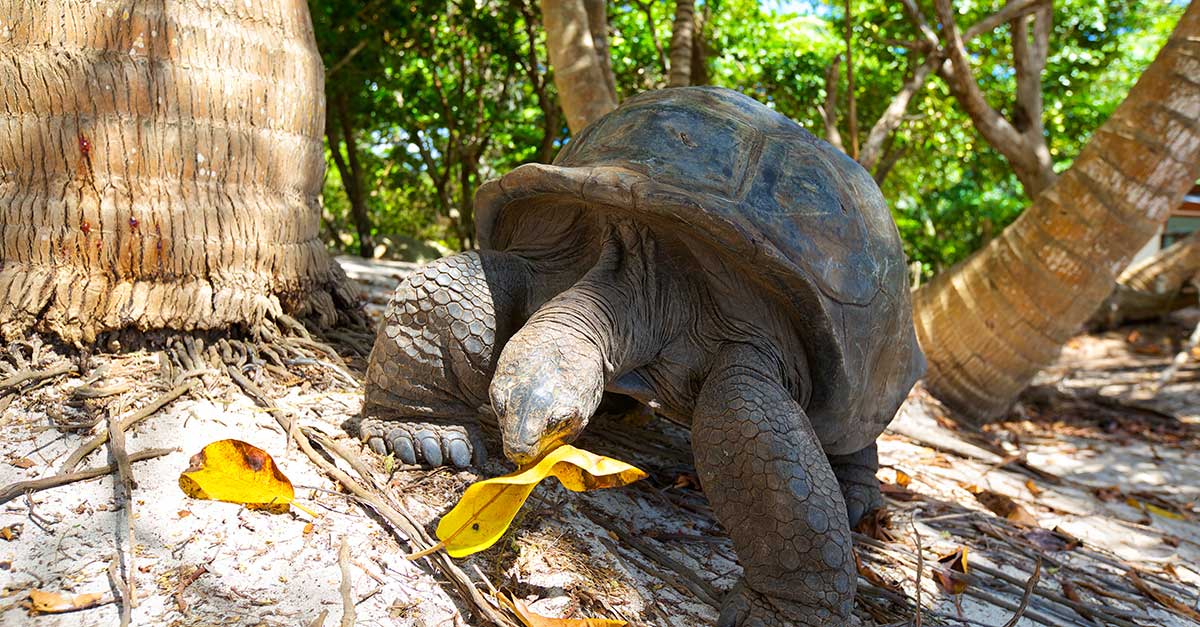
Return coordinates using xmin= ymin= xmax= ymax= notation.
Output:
xmin=349 ymin=416 xmax=485 ymax=468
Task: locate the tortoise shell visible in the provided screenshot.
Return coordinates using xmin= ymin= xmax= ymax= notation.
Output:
xmin=474 ymin=87 xmax=923 ymax=453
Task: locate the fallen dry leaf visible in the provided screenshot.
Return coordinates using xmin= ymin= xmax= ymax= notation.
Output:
xmin=1024 ymin=479 xmax=1043 ymax=497
xmin=1020 ymin=527 xmax=1080 ymax=552
xmin=972 ymin=489 xmax=1038 ymax=526
xmin=427 ymin=445 xmax=646 ymax=558
xmin=178 ymin=440 xmax=306 ymax=515
xmin=894 ymin=469 xmax=912 ymax=488
xmin=497 ymin=592 xmax=627 ymax=626
xmin=10 ymin=457 xmax=34 ymax=469
xmin=0 ymin=524 xmax=21 ymax=541
xmin=1126 ymin=569 xmax=1200 ymax=622
xmin=934 ymin=546 xmax=970 ymax=595
xmin=27 ymin=589 xmax=106 ymax=614
xmin=854 ymin=550 xmax=901 ymax=593
xmin=853 ymin=507 xmax=896 ymax=542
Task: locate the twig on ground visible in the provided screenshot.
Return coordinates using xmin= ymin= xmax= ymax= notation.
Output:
xmin=0 ymin=361 xmax=74 ymax=393
xmin=0 ymin=448 xmax=174 ymax=505
xmin=909 ymin=515 xmax=923 ymax=627
xmin=60 ymin=381 xmax=196 ymax=473
xmin=174 ymin=565 xmax=208 ymax=613
xmin=1002 ymin=558 xmax=1042 ymax=627
xmin=106 ymin=410 xmax=136 ymax=627
xmin=339 ymin=536 xmax=356 ymax=627
xmin=223 ymin=364 xmax=518 ymax=627
xmin=107 ymin=554 xmax=131 ymax=627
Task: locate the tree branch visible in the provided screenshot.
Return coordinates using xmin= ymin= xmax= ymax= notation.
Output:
xmin=932 ymin=0 xmax=1028 ymax=159
xmin=860 ymin=52 xmax=940 ymax=171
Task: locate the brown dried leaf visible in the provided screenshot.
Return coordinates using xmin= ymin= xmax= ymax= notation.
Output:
xmin=1024 ymin=479 xmax=1043 ymax=497
xmin=934 ymin=547 xmax=970 ymax=595
xmin=1020 ymin=527 xmax=1080 ymax=552
xmin=1126 ymin=569 xmax=1200 ymax=622
xmin=973 ymin=489 xmax=1038 ymax=526
xmin=854 ymin=550 xmax=901 ymax=593
xmin=853 ymin=507 xmax=897 ymax=542
xmin=10 ymin=457 xmax=34 ymax=469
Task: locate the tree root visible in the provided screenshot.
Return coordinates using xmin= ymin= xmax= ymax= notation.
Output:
xmin=222 ymin=363 xmax=519 ymax=627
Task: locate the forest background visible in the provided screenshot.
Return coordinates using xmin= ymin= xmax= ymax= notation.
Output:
xmin=311 ymin=0 xmax=1184 ymax=279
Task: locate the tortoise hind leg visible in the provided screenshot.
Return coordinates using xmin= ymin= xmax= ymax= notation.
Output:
xmin=829 ymin=443 xmax=884 ymax=528
xmin=352 ymin=251 xmax=528 ymax=467
xmin=693 ymin=344 xmax=855 ymax=626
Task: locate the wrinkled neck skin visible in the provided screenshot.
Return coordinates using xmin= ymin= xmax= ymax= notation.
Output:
xmin=490 ymin=221 xmax=692 ymax=464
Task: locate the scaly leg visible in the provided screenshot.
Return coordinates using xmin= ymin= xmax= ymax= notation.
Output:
xmin=693 ymin=344 xmax=855 ymax=626
xmin=829 ymin=443 xmax=884 ymax=528
xmin=353 ymin=251 xmax=528 ymax=467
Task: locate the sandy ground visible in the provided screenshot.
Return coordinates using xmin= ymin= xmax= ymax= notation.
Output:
xmin=1 ymin=256 xmax=1198 ymax=627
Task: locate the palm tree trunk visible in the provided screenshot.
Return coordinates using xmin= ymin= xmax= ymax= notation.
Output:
xmin=913 ymin=1 xmax=1200 ymax=421
xmin=668 ymin=0 xmax=695 ymax=87
xmin=0 ymin=0 xmax=357 ymax=344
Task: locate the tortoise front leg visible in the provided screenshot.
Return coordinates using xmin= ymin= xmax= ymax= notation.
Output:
xmin=353 ymin=251 xmax=528 ymax=467
xmin=693 ymin=344 xmax=855 ymax=626
xmin=829 ymin=443 xmax=884 ymax=528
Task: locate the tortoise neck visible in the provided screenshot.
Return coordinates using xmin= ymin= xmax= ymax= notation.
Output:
xmin=488 ymin=223 xmax=689 ymax=461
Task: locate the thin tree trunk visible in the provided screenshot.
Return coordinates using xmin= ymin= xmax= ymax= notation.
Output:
xmin=822 ymin=55 xmax=845 ymax=152
xmin=668 ymin=0 xmax=696 ymax=87
xmin=542 ymin=0 xmax=618 ymax=133
xmin=0 ymin=0 xmax=357 ymax=344
xmin=690 ymin=4 xmax=710 ymax=86
xmin=635 ymin=1 xmax=668 ymax=74
xmin=913 ymin=2 xmax=1200 ymax=421
xmin=843 ymin=0 xmax=859 ymax=160
xmin=328 ymin=94 xmax=374 ymax=258
xmin=858 ymin=53 xmax=939 ymax=171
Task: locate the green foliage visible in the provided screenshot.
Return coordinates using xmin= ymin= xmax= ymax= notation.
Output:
xmin=308 ymin=0 xmax=1182 ymax=275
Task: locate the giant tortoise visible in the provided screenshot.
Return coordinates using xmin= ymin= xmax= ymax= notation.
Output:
xmin=353 ymin=86 xmax=924 ymax=626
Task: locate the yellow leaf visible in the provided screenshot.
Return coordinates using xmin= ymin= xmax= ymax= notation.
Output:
xmin=431 ymin=445 xmax=646 ymax=558
xmin=497 ymin=591 xmax=628 ymax=627
xmin=178 ymin=440 xmax=296 ymax=514
xmin=28 ymin=589 xmax=106 ymax=614
xmin=1125 ymin=497 xmax=1186 ymax=520
xmin=895 ymin=469 xmax=912 ymax=487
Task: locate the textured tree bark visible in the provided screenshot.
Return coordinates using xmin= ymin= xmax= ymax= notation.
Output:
xmin=668 ymin=0 xmax=695 ymax=87
xmin=542 ymin=0 xmax=618 ymax=133
xmin=1092 ymin=231 xmax=1200 ymax=327
xmin=913 ymin=2 xmax=1200 ymax=421
xmin=0 ymin=0 xmax=358 ymax=344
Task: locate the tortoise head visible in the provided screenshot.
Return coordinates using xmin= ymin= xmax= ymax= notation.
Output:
xmin=489 ymin=337 xmax=605 ymax=465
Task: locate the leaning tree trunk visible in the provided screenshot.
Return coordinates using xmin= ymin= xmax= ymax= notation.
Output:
xmin=542 ymin=0 xmax=618 ymax=133
xmin=913 ymin=1 xmax=1200 ymax=422
xmin=1091 ymin=231 xmax=1200 ymax=328
xmin=0 ymin=0 xmax=357 ymax=344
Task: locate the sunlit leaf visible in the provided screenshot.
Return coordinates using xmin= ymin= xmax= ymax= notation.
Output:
xmin=27 ymin=589 xmax=106 ymax=614
xmin=178 ymin=439 xmax=298 ymax=515
xmin=428 ymin=445 xmax=646 ymax=558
